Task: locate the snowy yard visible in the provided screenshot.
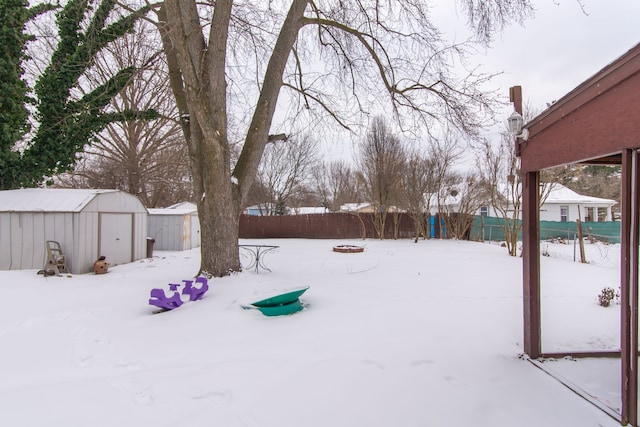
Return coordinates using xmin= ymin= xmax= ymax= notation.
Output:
xmin=0 ymin=238 xmax=624 ymax=426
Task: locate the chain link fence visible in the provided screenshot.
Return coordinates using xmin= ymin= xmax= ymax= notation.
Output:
xmin=470 ymin=216 xmax=621 ymax=267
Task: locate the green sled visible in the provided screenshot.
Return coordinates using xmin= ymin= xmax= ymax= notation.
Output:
xmin=251 ymin=286 xmax=309 ymax=316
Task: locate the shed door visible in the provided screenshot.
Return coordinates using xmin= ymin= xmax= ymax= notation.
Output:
xmin=99 ymin=213 xmax=133 ymax=266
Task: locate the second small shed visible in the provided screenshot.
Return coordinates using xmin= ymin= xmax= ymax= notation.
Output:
xmin=147 ymin=202 xmax=200 ymax=251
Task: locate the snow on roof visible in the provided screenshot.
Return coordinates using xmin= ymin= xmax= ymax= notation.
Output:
xmin=544 ymin=184 xmax=617 ymax=205
xmin=0 ymin=188 xmax=120 ymax=212
xmin=148 ymin=207 xmax=197 ymax=215
xmin=340 ymin=203 xmax=371 ymax=211
xmin=149 ymin=201 xmax=198 ymax=215
xmin=166 ymin=201 xmax=197 ymax=211
xmin=291 ymin=207 xmax=330 ymax=214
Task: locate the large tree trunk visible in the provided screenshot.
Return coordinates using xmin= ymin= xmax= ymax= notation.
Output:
xmin=159 ymin=0 xmax=307 ymax=277
xmin=197 ymin=169 xmax=242 ymax=277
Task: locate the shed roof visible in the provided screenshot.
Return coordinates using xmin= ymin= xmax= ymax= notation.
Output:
xmin=148 ymin=207 xmax=197 ymax=215
xmin=166 ymin=201 xmax=197 ymax=210
xmin=0 ymin=188 xmax=121 ymax=212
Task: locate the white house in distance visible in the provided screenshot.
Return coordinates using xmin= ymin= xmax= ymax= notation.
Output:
xmin=0 ymin=188 xmax=148 ymax=274
xmin=428 ymin=183 xmax=617 ymax=222
xmin=477 ymin=184 xmax=617 ymax=222
xmin=538 ymin=184 xmax=617 ymax=222
xmin=290 ymin=207 xmax=330 ymax=215
xmin=243 ymin=205 xmax=330 ymax=215
xmin=339 ymin=203 xmax=403 ymax=213
xmin=147 ymin=202 xmax=200 ymax=251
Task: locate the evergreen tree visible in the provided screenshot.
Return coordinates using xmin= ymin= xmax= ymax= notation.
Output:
xmin=0 ymin=0 xmax=31 ymax=189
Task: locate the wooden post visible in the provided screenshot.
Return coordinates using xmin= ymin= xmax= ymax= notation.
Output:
xmin=576 ymin=218 xmax=587 ymax=263
xmin=522 ymin=170 xmax=541 ymax=358
xmin=628 ymin=150 xmax=639 ymax=425
xmin=620 ymin=149 xmax=638 ymax=425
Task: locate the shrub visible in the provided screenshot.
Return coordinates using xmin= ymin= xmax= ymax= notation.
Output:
xmin=597 ymin=287 xmax=618 ymax=307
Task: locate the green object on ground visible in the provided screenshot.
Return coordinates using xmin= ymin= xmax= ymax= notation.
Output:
xmin=251 ymin=287 xmax=309 ymax=316
xmin=254 ymin=299 xmax=303 ymax=316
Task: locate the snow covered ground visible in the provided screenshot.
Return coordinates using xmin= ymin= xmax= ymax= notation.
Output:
xmin=0 ymin=238 xmax=624 ymax=426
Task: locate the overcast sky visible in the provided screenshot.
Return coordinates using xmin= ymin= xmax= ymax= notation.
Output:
xmin=435 ymin=0 xmax=640 ymax=127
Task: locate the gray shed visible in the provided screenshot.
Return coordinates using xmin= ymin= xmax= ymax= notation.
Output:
xmin=147 ymin=202 xmax=200 ymax=251
xmin=0 ymin=189 xmax=148 ymax=274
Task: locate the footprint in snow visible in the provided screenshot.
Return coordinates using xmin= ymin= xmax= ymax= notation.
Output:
xmin=134 ymin=389 xmax=154 ymax=406
xmin=189 ymin=389 xmax=232 ymax=405
xmin=410 ymin=359 xmax=436 ymax=367
xmin=20 ymin=316 xmax=48 ymax=328
xmin=363 ymin=359 xmax=385 ymax=370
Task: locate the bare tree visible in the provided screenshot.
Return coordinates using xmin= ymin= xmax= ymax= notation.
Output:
xmin=151 ymin=0 xmax=533 ymax=276
xmin=247 ymin=134 xmax=318 ymax=215
xmin=438 ymin=172 xmax=489 ymax=240
xmin=55 ymin=22 xmax=192 ymax=207
xmin=478 ymin=104 xmax=555 ymax=255
xmin=288 ymin=182 xmax=323 ymax=212
xmin=357 ymin=116 xmax=406 ymax=239
xmin=313 ymin=160 xmax=362 ymax=212
xmin=428 ymin=134 xmax=463 ymax=238
xmin=399 ymin=149 xmax=437 ymax=242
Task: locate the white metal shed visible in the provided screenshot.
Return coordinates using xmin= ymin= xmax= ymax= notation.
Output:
xmin=147 ymin=202 xmax=200 ymax=251
xmin=0 ymin=189 xmax=148 ymax=274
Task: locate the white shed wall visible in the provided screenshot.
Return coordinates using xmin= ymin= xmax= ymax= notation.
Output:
xmin=73 ymin=212 xmax=99 ymax=274
xmin=133 ymin=212 xmax=148 ymax=260
xmin=0 ymin=212 xmax=78 ymax=272
xmin=148 ymin=213 xmax=200 ymax=251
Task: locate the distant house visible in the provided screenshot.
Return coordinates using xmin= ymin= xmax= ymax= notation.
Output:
xmin=339 ymin=203 xmax=403 ymax=213
xmin=0 ymin=188 xmax=148 ymax=273
xmin=289 ymin=207 xmax=330 ymax=215
xmin=244 ymin=203 xmax=286 ymax=216
xmin=538 ymin=184 xmax=616 ymax=222
xmin=427 ymin=193 xmax=470 ymax=216
xmin=147 ymin=202 xmax=200 ymax=251
xmin=340 ymin=203 xmax=373 ymax=213
xmin=475 ymin=184 xmax=617 ymax=222
xmin=428 ymin=183 xmax=616 ymax=222
xmin=244 ymin=204 xmax=329 ymax=215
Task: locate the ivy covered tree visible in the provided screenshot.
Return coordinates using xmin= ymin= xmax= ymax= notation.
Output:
xmin=0 ymin=0 xmax=153 ymax=189
xmin=0 ymin=0 xmax=44 ymax=188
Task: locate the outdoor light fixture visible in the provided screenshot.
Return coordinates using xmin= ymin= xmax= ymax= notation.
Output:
xmin=507 ymin=111 xmax=529 ymax=140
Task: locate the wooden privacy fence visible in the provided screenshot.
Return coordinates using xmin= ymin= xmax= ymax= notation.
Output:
xmin=239 ymin=212 xmax=427 ymax=239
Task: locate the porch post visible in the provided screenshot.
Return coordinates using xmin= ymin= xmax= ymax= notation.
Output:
xmin=621 ymin=149 xmax=639 ymax=425
xmin=522 ymin=170 xmax=541 ymax=358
